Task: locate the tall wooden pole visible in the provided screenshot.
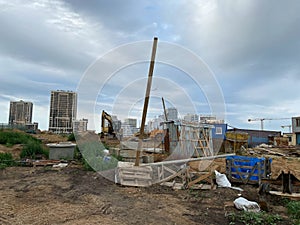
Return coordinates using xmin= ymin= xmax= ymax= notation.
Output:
xmin=134 ymin=37 xmax=158 ymax=166
xmin=162 ymin=97 xmax=168 ymax=121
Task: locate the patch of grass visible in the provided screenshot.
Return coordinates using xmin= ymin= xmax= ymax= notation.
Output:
xmin=67 ymin=133 xmax=76 ymax=141
xmin=20 ymin=140 xmax=49 ymax=159
xmin=0 ymin=130 xmax=30 ymax=145
xmin=227 ymin=211 xmax=282 ymax=225
xmin=0 ymin=130 xmax=49 ymax=159
xmin=5 ymin=143 xmax=14 ymax=148
xmin=286 ymin=200 xmax=300 ymax=224
xmin=0 ymin=152 xmax=15 ymax=168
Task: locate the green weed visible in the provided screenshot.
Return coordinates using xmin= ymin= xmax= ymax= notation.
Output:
xmin=227 ymin=211 xmax=282 ymax=225
xmin=0 ymin=152 xmax=15 ymax=168
xmin=286 ymin=200 xmax=300 ymax=224
xmin=20 ymin=140 xmax=49 ymax=159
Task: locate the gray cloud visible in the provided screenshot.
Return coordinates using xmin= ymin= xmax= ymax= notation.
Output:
xmin=0 ymin=0 xmax=299 ymax=131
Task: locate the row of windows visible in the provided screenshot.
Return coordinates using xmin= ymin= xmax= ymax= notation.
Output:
xmin=296 ymin=119 xmax=300 ymax=127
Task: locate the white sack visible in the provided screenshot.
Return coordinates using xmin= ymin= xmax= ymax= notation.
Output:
xmin=233 ymin=197 xmax=260 ymax=212
xmin=215 ymin=170 xmax=231 ymax=188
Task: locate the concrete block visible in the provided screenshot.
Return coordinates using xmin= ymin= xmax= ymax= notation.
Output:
xmin=47 ymin=142 xmax=76 ymax=160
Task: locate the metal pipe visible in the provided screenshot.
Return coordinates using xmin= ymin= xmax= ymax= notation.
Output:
xmin=140 ymin=153 xmax=236 ymax=167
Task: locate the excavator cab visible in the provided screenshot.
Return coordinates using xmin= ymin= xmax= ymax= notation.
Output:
xmin=101 ymin=110 xmax=116 ymax=138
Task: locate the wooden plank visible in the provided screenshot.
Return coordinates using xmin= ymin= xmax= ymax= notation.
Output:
xmin=187 ymin=173 xmax=211 ymax=188
xmin=118 ymin=166 xmax=152 ymax=172
xmin=269 ymin=191 xmax=300 ymax=200
xmin=118 ymin=173 xmax=151 ymax=178
xmin=255 ymin=147 xmax=286 ymax=156
xmin=117 ymin=164 xmax=153 ymax=187
xmin=230 ymin=172 xmax=259 ymax=177
xmin=227 ymin=165 xmax=257 ymax=169
xmin=156 ymin=167 xmax=188 ymax=184
xmin=163 ymin=166 xmax=177 ymax=175
xmin=121 ymin=181 xmax=151 ymax=187
xmin=157 ymin=165 xmax=164 ymax=180
xmin=160 ymin=182 xmax=184 ymax=190
xmin=230 ymin=163 xmax=258 ymax=184
xmin=189 ymin=184 xmax=215 ymax=190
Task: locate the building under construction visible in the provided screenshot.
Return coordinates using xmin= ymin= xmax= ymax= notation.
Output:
xmin=8 ymin=100 xmax=33 ymax=125
xmin=48 ymin=90 xmax=77 ymax=134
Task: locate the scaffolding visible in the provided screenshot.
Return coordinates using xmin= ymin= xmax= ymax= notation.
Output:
xmin=116 ymin=122 xmax=220 ymax=187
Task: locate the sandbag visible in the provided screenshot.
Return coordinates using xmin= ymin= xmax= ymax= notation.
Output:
xmin=233 ymin=197 xmax=260 ymax=212
xmin=215 ymin=170 xmax=231 ymax=187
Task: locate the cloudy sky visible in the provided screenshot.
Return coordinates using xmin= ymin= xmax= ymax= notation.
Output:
xmin=1 ymin=0 xmax=300 ymax=132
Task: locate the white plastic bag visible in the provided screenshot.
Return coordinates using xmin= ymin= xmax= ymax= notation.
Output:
xmin=233 ymin=197 xmax=260 ymax=212
xmin=215 ymin=170 xmax=231 ymax=188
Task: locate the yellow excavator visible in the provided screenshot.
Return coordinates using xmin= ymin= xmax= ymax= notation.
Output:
xmin=100 ymin=110 xmax=116 ymax=138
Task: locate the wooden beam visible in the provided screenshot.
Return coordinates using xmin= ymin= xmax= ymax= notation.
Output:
xmin=269 ymin=191 xmax=300 ymax=200
xmin=187 ymin=173 xmax=211 ymax=188
xmin=135 ymin=37 xmax=158 ymax=166
xmin=156 ymin=166 xmax=188 ymax=184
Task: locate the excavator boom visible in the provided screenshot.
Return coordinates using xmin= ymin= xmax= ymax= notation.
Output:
xmin=101 ymin=110 xmax=116 ymax=137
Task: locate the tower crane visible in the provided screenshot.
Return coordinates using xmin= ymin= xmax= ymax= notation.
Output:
xmin=247 ymin=117 xmax=290 ymax=130
xmin=281 ymin=125 xmax=292 ymax=133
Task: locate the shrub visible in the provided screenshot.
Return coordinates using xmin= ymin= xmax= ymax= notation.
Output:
xmin=67 ymin=133 xmax=76 ymax=141
xmin=286 ymin=200 xmax=300 ymax=223
xmin=0 ymin=152 xmax=15 ymax=168
xmin=0 ymin=130 xmax=49 ymax=159
xmin=20 ymin=140 xmax=49 ymax=159
xmin=0 ymin=131 xmax=30 ymax=145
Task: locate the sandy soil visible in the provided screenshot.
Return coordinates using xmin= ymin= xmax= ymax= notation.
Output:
xmin=0 ymin=163 xmax=293 ymax=225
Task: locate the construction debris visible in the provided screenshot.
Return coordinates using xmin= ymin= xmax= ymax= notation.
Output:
xmin=115 ymin=154 xmax=235 ymax=187
xmin=247 ymin=144 xmax=300 ymax=157
xmin=53 ymin=162 xmax=68 ymax=168
xmin=32 ymin=160 xmax=66 ymax=167
xmin=115 ymin=162 xmax=153 ymax=187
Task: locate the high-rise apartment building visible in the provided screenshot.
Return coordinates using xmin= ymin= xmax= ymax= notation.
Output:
xmin=184 ymin=113 xmax=199 ymax=123
xmin=199 ymin=115 xmax=224 ymax=124
xmin=49 ymin=90 xmax=77 ymax=134
xmin=124 ymin=118 xmax=137 ymax=128
xmin=148 ymin=116 xmax=164 ymax=131
xmin=73 ymin=118 xmax=88 ymax=133
xmin=166 ymin=107 xmax=178 ymax=121
xmin=111 ymin=115 xmax=122 ymax=133
xmin=8 ymin=100 xmax=33 ymax=125
xmin=121 ymin=118 xmax=138 ymax=137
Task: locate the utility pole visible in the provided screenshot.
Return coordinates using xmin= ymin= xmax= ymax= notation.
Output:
xmin=135 ymin=37 xmax=158 ymax=166
xmin=161 ymin=97 xmax=168 ymax=121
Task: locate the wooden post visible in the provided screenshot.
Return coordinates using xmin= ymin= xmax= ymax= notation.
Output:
xmin=162 ymin=97 xmax=168 ymax=121
xmin=135 ymin=37 xmax=158 ymax=166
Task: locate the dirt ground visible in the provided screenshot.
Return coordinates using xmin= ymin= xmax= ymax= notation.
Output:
xmin=0 ymin=162 xmax=294 ymax=225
